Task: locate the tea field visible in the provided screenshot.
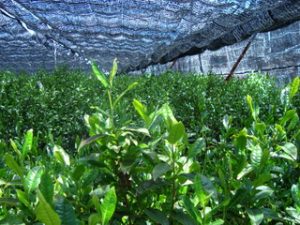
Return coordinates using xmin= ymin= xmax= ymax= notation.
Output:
xmin=0 ymin=62 xmax=300 ymax=224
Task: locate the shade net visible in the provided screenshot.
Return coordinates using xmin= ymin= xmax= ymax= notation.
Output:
xmin=0 ymin=0 xmax=300 ymax=73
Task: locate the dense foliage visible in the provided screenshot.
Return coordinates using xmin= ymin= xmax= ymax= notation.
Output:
xmin=0 ymin=62 xmax=300 ymax=225
xmin=0 ymin=67 xmax=282 ymax=150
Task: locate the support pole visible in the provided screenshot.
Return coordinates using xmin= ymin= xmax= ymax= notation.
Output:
xmin=225 ymin=33 xmax=257 ymax=81
xmin=169 ymin=59 xmax=177 ymax=70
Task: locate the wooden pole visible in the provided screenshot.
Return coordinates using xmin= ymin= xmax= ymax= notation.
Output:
xmin=225 ymin=33 xmax=257 ymax=81
xmin=169 ymin=59 xmax=177 ymax=70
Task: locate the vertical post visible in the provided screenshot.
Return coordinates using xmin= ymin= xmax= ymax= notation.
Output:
xmin=169 ymin=59 xmax=177 ymax=70
xmin=225 ymin=33 xmax=257 ymax=81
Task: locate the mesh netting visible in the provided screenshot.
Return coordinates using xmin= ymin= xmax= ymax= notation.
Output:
xmin=0 ymin=0 xmax=300 ymax=72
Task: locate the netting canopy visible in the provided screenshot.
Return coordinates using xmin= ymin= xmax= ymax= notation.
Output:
xmin=1 ymin=0 xmax=300 ymax=73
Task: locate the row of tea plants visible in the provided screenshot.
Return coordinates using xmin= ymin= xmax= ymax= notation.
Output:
xmin=0 ymin=61 xmax=300 ymax=224
xmin=0 ymin=66 xmax=283 ymax=150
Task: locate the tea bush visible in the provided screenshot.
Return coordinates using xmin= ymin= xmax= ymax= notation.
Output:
xmin=0 ymin=61 xmax=299 ymax=224
xmin=0 ymin=67 xmax=283 ymax=150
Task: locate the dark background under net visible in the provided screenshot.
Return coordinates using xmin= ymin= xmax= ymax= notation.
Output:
xmin=0 ymin=0 xmax=300 ymax=73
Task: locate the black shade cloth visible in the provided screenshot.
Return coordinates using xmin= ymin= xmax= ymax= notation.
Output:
xmin=0 ymin=0 xmax=300 ymax=72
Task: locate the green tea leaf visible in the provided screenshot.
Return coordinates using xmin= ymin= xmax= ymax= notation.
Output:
xmin=145 ymin=209 xmax=169 ymax=225
xmin=53 ymin=145 xmax=70 ymax=166
xmin=280 ymin=110 xmax=299 ymax=129
xmin=182 ymin=196 xmax=201 ymax=223
xmin=35 ymin=190 xmax=61 ymax=225
xmin=246 ymin=95 xmax=259 ymax=121
xmin=133 ymin=99 xmax=150 ymax=124
xmin=122 ymin=127 xmax=150 ymax=137
xmin=171 ymin=210 xmax=197 ymax=225
xmin=279 ymin=142 xmax=298 ymax=161
xmin=4 ymin=153 xmax=23 ymax=178
xmin=254 ymin=186 xmax=274 ymax=201
xmin=222 ymin=115 xmax=231 ymax=130
xmin=194 ymin=174 xmax=209 ymax=208
xmin=100 ymin=187 xmax=117 ymax=225
xmin=16 ymin=189 xmax=30 ymax=208
xmin=113 ymin=82 xmax=138 ymax=107
xmin=22 ymin=129 xmax=33 ymax=157
xmin=280 ymin=86 xmax=290 ymax=107
xmin=250 ymin=145 xmax=262 ymax=168
xmin=92 ymin=62 xmax=109 ymax=88
xmin=78 ymin=134 xmax=106 ymax=151
xmin=286 ymin=207 xmax=300 ymax=222
xmin=209 ymin=219 xmax=224 ymax=225
xmin=234 ymin=128 xmax=248 ymax=149
xmin=246 ymin=95 xmax=254 ymax=117
xmin=237 ymin=164 xmax=253 ymax=180
xmin=40 ymin=172 xmax=54 ymax=204
xmin=10 ymin=139 xmax=22 ymax=159
xmin=254 ymin=122 xmax=266 ymax=136
xmin=72 ymin=164 xmax=86 ymax=181
xmin=92 ymin=195 xmax=101 ymax=214
xmin=291 ymin=183 xmax=300 ymax=208
xmin=159 ymin=104 xmax=177 ymax=129
xmin=189 ymin=138 xmax=206 ymax=159
xmin=200 ymin=175 xmax=218 ymax=203
xmin=287 ymin=112 xmax=299 ymax=131
xmin=247 ymin=209 xmax=264 ymax=225
xmin=261 ymin=208 xmax=281 ymax=220
xmin=24 ymin=166 xmax=44 ymax=193
xmin=152 ymin=163 xmax=171 ymax=181
xmin=289 ymin=77 xmax=300 ymax=101
xmin=109 ymin=58 xmax=118 ymax=86
xmin=55 ymin=197 xmax=79 ymax=225
xmin=253 ymin=173 xmax=272 ymax=187
xmin=88 ymin=213 xmax=101 ymax=225
xmin=168 ymin=121 xmax=186 ymax=144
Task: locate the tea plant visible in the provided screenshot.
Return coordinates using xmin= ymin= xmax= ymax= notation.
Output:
xmin=0 ymin=68 xmax=284 ymax=150
xmin=0 ymin=61 xmax=299 ymax=224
